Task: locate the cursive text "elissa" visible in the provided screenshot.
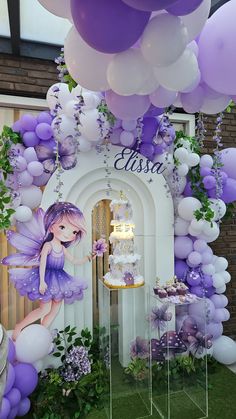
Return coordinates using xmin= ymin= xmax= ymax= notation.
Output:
xmin=114 ymin=148 xmax=165 ymax=175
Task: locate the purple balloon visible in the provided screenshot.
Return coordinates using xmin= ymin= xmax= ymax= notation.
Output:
xmin=203 ymin=175 xmax=216 ymax=190
xmin=181 ymin=85 xmax=205 ymax=114
xmin=0 ymin=398 xmax=11 ymax=419
xmin=144 ymin=104 xmax=164 ymax=118
xmin=71 ymin=0 xmax=151 ymax=54
xmin=154 ymin=143 xmax=166 ymax=155
xmin=174 ymin=236 xmax=193 ymax=259
xmin=205 ymin=286 xmax=215 ymax=298
xmin=206 ymin=322 xmax=223 ymax=339
xmin=190 ymin=285 xmax=205 ymax=298
xmin=7 ymin=340 xmax=16 ymax=363
xmin=202 ymin=275 xmax=213 ymax=288
xmin=14 ymin=363 xmax=38 ymax=398
xmin=220 ymin=148 xmax=236 ymax=180
xmin=175 ymin=259 xmax=188 ymax=279
xmin=37 ymin=111 xmax=53 ymax=125
xmin=12 ymin=121 xmax=25 ymax=136
xmin=7 ymin=407 xmax=18 ymax=419
xmin=35 ymin=123 xmax=53 ymax=141
xmin=166 ymin=0 xmax=203 ymax=16
xmin=122 ymin=0 xmax=179 ymax=12
xmin=140 ymin=143 xmax=154 ymax=159
xmin=186 ymin=273 xmax=201 ymax=287
xmin=5 ymin=388 xmax=21 ymax=408
xmin=200 ymin=167 xmax=212 ymax=177
xmin=23 ymin=131 xmax=40 ymax=147
xmin=17 ymin=398 xmax=31 ymax=417
xmin=142 ymin=117 xmax=159 ymax=143
xmin=221 ymin=178 xmax=236 ymax=204
xmin=183 ymin=182 xmax=193 ymax=197
xmin=210 ymin=294 xmax=228 ymax=309
xmin=198 ymin=1 xmax=236 ymax=95
xmin=21 ymin=115 xmax=37 ymax=131
xmin=4 ymin=364 xmax=15 ymax=396
xmin=105 ymin=91 xmax=150 ymax=120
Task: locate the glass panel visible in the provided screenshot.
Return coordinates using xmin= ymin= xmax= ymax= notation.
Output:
xmin=20 ymin=0 xmax=72 ymax=45
xmin=151 ymin=294 xmax=208 ymax=419
xmin=99 ymin=280 xmax=152 ymax=419
xmin=0 ymin=0 xmax=10 ymax=37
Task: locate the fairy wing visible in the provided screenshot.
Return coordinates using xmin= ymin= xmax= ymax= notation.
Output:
xmin=2 ymin=208 xmax=45 ymax=267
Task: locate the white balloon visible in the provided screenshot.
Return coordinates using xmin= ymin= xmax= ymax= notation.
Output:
xmin=14 ymin=206 xmax=32 ymax=222
xmin=188 ymin=225 xmax=200 ymax=237
xmin=46 ymin=83 xmax=71 ymax=113
xmin=202 ymin=221 xmax=220 ymax=242
xmin=200 ymin=154 xmax=213 ymax=168
xmin=187 ymin=41 xmax=199 ymax=57
xmin=15 ymin=324 xmax=52 ymax=363
xmin=138 ymin=69 xmax=160 ymax=95
xmin=38 ymin=0 xmax=72 ymax=19
xmin=222 ymin=271 xmax=231 ymax=284
xmin=174 ymin=217 xmax=190 ymax=236
xmin=78 ymin=137 xmax=92 ymax=152
xmin=154 ymin=49 xmax=200 ymax=92
xmin=80 ymin=109 xmax=109 ymax=141
xmin=64 ymin=100 xmax=78 ymax=117
xmin=187 ymin=153 xmax=200 ymax=167
xmin=167 ymin=174 xmax=187 ymax=195
xmin=200 ymin=94 xmax=231 ymax=115
xmin=214 ymin=257 xmax=228 ymax=273
xmin=64 ymin=27 xmax=112 ymax=91
xmin=213 ymin=335 xmax=236 ymax=365
xmin=18 ymin=170 xmax=33 ymax=187
xmin=209 ymin=199 xmax=226 ymax=221
xmin=83 ymin=92 xmax=101 ymax=110
xmin=202 ymin=264 xmax=215 ymax=275
xmin=51 ymin=114 xmax=76 ymax=141
xmin=141 ymin=14 xmax=188 ymax=67
xmin=215 ymin=284 xmax=226 ymax=294
xmin=107 ymin=49 xmax=149 ymax=96
xmin=20 ymin=185 xmax=42 ymax=209
xmin=154 ymin=152 xmax=174 ymax=175
xmin=190 ymin=219 xmax=204 ymax=233
xmin=176 ymin=163 xmax=189 ymax=177
xmin=212 ymin=273 xmax=225 ymax=289
xmin=182 ymin=0 xmax=211 ymax=42
xmin=33 ymin=359 xmax=44 ymax=373
xmin=178 ymin=197 xmax=202 ymax=221
xmin=174 ymin=147 xmax=189 ymax=163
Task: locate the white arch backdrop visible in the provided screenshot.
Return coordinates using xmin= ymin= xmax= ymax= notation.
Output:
xmin=41 ymin=145 xmax=174 ymax=341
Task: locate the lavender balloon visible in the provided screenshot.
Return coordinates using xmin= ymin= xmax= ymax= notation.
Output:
xmin=105 ymin=91 xmax=150 ymax=120
xmin=21 ymin=115 xmax=37 ymax=131
xmin=37 ymin=111 xmax=52 ymax=125
xmin=175 ymin=259 xmax=188 ymax=279
xmin=206 ymin=322 xmax=223 ymax=339
xmin=220 ymin=148 xmax=236 ymax=180
xmin=23 ymin=132 xmax=40 ymax=147
xmin=17 ymin=398 xmax=31 ymax=417
xmin=5 ymin=388 xmax=21 ymax=408
xmin=35 ymin=123 xmax=53 ymax=141
xmin=4 ymin=364 xmax=15 ymax=396
xmin=7 ymin=339 xmax=16 ymax=363
xmin=14 ymin=363 xmax=38 ymax=398
xmin=0 ymin=398 xmax=11 ymax=419
xmin=71 ymin=0 xmax=151 ymax=53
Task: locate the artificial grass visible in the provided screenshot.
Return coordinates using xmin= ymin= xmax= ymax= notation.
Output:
xmin=87 ymin=363 xmax=236 ymax=419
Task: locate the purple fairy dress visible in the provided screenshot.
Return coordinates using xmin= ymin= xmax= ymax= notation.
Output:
xmin=2 ymin=209 xmax=87 ymax=305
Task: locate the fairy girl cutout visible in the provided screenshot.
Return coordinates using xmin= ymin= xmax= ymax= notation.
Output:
xmin=2 ymin=202 xmax=96 ymax=340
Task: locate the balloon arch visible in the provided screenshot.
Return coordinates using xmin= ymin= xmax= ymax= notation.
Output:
xmin=2 ymin=1 xmax=236 ymax=416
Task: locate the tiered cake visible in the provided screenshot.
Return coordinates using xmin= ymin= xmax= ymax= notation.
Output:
xmin=104 ymin=194 xmax=144 ymax=289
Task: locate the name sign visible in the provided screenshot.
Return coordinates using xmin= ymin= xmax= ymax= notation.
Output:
xmin=114 ymin=148 xmax=165 ymax=175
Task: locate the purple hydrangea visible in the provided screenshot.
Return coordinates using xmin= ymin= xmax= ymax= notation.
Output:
xmin=92 ymin=238 xmax=108 ymax=257
xmin=61 ymin=346 xmax=91 ymax=382
xmin=130 ymin=336 xmax=149 ymax=360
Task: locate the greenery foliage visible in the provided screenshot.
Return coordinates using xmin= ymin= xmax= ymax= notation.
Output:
xmin=29 ymin=326 xmax=109 ymax=419
xmin=0 ymin=126 xmax=22 ymax=229
xmin=175 ymin=131 xmax=214 ymax=224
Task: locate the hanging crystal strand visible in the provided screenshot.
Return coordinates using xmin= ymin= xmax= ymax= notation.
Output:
xmin=212 ymin=113 xmax=224 ymax=202
xmin=54 ymin=136 xmax=64 ymax=202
